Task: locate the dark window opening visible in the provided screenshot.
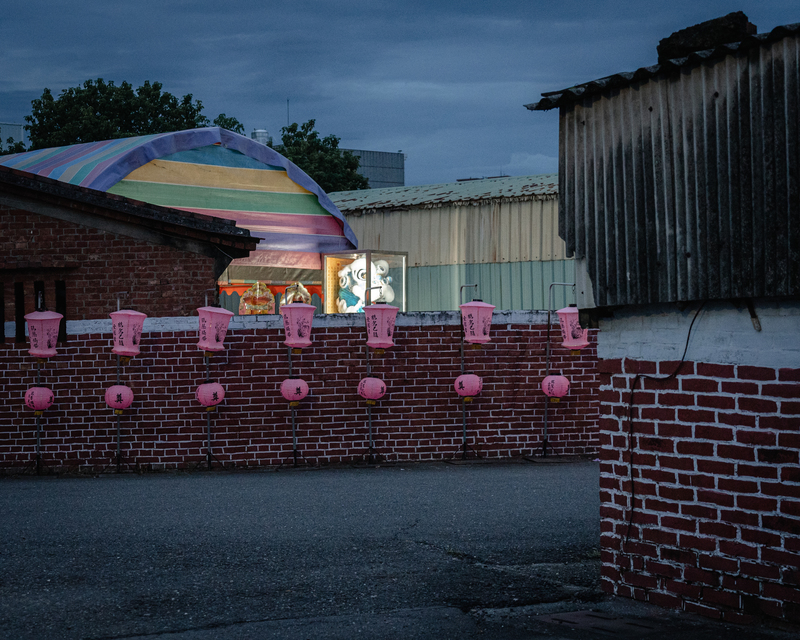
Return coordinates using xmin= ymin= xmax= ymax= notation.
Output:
xmin=14 ymin=282 xmax=25 ymax=343
xmin=55 ymin=281 xmax=67 ymax=343
xmin=34 ymin=281 xmax=45 ymax=311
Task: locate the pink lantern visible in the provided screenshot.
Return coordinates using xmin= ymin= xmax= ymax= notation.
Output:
xmin=196 ymin=382 xmax=225 ymax=411
xmin=459 ymin=300 xmax=495 ymax=344
xmin=197 ymin=307 xmax=234 ymax=353
xmin=542 ymin=375 xmax=570 ymax=402
xmin=281 ymin=302 xmax=315 ymax=349
xmin=25 ymin=387 xmax=54 ymax=416
xmin=25 ymin=311 xmax=63 ymax=358
xmin=358 ymin=377 xmax=386 ymax=404
xmin=556 ymin=305 xmax=589 ymax=351
xmin=454 ymin=374 xmax=483 ymax=399
xmin=280 ymin=378 xmax=309 ymax=406
xmin=110 ymin=310 xmax=147 ymax=357
xmin=364 ymin=303 xmax=399 ymax=350
xmin=105 ymin=385 xmax=134 ymax=415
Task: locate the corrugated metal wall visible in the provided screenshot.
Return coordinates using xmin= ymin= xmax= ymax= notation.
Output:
xmin=345 ymin=196 xmax=573 ymax=310
xmin=559 ymin=34 xmax=800 ymax=308
xmin=407 ymin=260 xmax=575 ymax=311
xmin=346 ymin=197 xmax=564 ymax=267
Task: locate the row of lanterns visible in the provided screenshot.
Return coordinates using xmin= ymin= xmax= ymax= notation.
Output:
xmin=22 ymin=303 xmax=589 ymax=416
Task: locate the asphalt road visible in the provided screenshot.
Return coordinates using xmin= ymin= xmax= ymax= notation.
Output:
xmin=3 ymin=460 xmax=793 ymax=640
xmin=0 ymin=460 xmax=601 ymax=639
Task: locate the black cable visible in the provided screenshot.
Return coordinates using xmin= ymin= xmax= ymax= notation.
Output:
xmin=622 ymin=301 xmax=707 ymax=550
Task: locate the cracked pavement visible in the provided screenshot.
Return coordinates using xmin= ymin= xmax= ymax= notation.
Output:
xmin=3 ymin=460 xmax=794 ymax=639
xmin=1 ymin=460 xmax=603 ymax=638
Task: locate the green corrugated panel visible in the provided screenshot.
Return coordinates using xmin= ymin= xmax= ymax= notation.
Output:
xmin=408 ymin=260 xmax=576 ymax=311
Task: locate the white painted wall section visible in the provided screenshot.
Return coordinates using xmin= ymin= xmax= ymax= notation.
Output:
xmin=598 ymin=300 xmax=800 ymax=368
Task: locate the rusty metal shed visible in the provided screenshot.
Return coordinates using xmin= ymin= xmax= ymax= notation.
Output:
xmin=528 ymin=21 xmax=800 ymax=310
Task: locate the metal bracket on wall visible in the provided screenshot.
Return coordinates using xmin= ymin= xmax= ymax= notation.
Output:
xmin=745 ymin=299 xmax=761 ymax=332
xmin=731 ymin=298 xmax=762 ymax=332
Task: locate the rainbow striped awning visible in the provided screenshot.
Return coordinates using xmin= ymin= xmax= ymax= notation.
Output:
xmin=0 ymin=127 xmax=357 ymax=267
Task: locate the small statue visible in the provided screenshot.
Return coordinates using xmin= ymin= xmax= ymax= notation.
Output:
xmin=336 ymin=258 xmax=395 ymax=313
xmin=238 ymin=282 xmax=275 ymax=315
xmin=280 ymin=282 xmax=312 ymax=306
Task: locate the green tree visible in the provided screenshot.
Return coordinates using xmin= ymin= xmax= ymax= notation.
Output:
xmin=24 ymin=79 xmax=243 ymax=150
xmin=212 ymin=113 xmax=244 ymax=135
xmin=274 ymin=119 xmax=369 ymax=193
xmin=0 ymin=137 xmax=27 ymax=156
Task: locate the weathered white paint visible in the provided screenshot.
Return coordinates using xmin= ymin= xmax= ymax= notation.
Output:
xmin=598 ymin=300 xmax=800 ymax=368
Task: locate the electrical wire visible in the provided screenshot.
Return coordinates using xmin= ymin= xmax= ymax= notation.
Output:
xmin=622 ymin=301 xmax=707 ymax=549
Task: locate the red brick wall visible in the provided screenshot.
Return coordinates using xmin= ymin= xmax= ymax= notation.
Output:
xmin=599 ymin=357 xmax=800 ymax=624
xmin=0 ymin=323 xmax=599 ymax=470
xmin=1 ymin=206 xmax=218 ymax=321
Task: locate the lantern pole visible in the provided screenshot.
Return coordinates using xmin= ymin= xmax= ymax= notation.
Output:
xmin=35 ymin=359 xmax=42 ymax=475
xmin=35 ymin=293 xmax=45 ymax=475
xmin=114 ymin=292 xmax=127 ymax=472
xmin=205 ymin=354 xmax=214 ymax=470
xmin=459 ymin=284 xmax=478 ymax=460
xmin=540 ymin=282 xmax=576 ymax=458
xmin=288 ymin=346 xmax=300 ymax=467
xmin=364 ymin=286 xmax=384 ymax=464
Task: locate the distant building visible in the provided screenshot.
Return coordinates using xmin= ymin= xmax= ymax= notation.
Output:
xmin=250 ymin=129 xmax=404 ymax=188
xmin=0 ymin=122 xmax=26 ymax=151
xmin=340 ymin=149 xmax=405 ymax=188
xmin=250 ymin=129 xmax=272 ymax=146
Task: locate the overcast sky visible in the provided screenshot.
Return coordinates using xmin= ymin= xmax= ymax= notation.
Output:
xmin=0 ymin=1 xmax=796 ymax=186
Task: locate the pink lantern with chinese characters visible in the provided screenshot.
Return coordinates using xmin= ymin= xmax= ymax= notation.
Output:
xmin=197 ymin=307 xmax=234 ymax=353
xmin=25 ymin=387 xmax=54 ymax=416
xmin=459 ymin=300 xmax=495 ymax=344
xmin=196 ymin=382 xmax=225 ymax=411
xmin=454 ymin=374 xmax=483 ymax=399
xmin=110 ymin=310 xmax=147 ymax=357
xmin=105 ymin=385 xmax=134 ymax=415
xmin=280 ymin=378 xmax=309 ymax=406
xmin=281 ymin=303 xmax=315 ymax=349
xmin=358 ymin=377 xmax=386 ymax=404
xmin=542 ymin=375 xmax=570 ymax=402
xmin=25 ymin=311 xmax=63 ymax=358
xmin=364 ymin=303 xmax=399 ymax=350
xmin=556 ymin=305 xmax=589 ymax=351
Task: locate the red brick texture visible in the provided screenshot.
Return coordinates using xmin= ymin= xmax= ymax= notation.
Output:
xmin=600 ymin=357 xmax=800 ymax=624
xmin=0 ymin=324 xmax=600 ymax=471
xmin=1 ymin=206 xmax=219 ymax=320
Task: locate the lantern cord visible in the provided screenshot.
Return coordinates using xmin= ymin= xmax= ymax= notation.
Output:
xmin=622 ymin=301 xmax=706 ymax=552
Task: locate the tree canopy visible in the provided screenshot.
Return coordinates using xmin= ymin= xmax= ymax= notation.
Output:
xmin=274 ymin=120 xmax=369 ymax=193
xmin=22 ymin=79 xmax=244 ymax=150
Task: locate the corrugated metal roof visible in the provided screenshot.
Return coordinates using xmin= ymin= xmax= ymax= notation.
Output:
xmin=330 ymin=174 xmax=557 ymax=214
xmin=346 ymin=197 xmax=566 ymax=267
xmin=527 ymin=22 xmax=800 ymax=111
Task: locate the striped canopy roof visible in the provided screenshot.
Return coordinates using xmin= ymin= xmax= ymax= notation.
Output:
xmin=0 ymin=127 xmax=357 ymax=268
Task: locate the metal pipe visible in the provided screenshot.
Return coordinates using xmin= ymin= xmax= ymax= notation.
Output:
xmin=291 ymin=406 xmax=299 ymax=465
xmin=368 ymin=404 xmax=374 ymax=461
xmin=206 ymin=411 xmax=212 ymax=470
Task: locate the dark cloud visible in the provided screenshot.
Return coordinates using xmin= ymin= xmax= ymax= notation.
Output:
xmin=1 ymin=1 xmax=796 ymax=185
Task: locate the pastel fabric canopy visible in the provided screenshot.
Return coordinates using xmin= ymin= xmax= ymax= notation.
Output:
xmin=0 ymin=127 xmax=357 ymax=265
